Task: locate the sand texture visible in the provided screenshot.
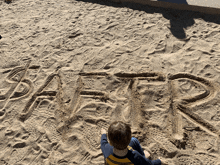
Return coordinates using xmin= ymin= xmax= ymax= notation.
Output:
xmin=1 ymin=0 xmax=220 ymax=164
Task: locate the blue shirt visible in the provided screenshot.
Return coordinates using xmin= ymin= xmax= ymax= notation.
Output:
xmin=101 ymin=134 xmax=161 ymax=165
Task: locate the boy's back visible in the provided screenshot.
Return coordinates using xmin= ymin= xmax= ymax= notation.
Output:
xmin=101 ymin=134 xmax=161 ymax=165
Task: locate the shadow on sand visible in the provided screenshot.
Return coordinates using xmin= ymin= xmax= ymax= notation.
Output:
xmin=74 ymin=0 xmax=220 ymax=40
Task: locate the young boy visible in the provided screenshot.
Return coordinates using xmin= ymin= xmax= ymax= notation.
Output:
xmin=100 ymin=121 xmax=168 ymax=165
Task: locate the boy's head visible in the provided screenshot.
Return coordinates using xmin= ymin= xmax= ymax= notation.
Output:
xmin=108 ymin=121 xmax=131 ymax=150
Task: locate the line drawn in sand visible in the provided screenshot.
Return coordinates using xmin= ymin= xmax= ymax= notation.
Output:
xmin=167 ymin=73 xmax=219 ymax=143
xmin=0 ymin=61 xmax=33 ymax=122
xmin=18 ymin=72 xmax=61 ymax=122
xmin=0 ymin=61 xmax=64 ymax=123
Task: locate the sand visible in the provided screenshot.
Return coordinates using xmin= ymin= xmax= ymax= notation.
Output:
xmin=1 ymin=0 xmax=220 ymax=164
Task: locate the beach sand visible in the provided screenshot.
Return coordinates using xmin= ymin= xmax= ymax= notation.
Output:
xmin=1 ymin=0 xmax=220 ymax=164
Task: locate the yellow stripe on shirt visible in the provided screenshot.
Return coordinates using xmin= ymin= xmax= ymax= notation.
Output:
xmin=106 ymin=158 xmax=118 ymax=165
xmin=109 ymin=155 xmax=132 ymax=163
xmin=127 ymin=146 xmax=134 ymax=151
xmin=106 ymin=156 xmax=134 ymax=165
